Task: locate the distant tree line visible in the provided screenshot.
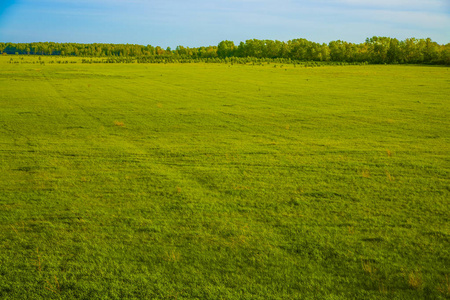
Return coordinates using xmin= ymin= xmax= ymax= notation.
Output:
xmin=8 ymin=56 xmax=366 ymax=67
xmin=1 ymin=37 xmax=449 ymax=64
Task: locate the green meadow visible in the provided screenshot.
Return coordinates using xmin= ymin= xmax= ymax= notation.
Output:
xmin=0 ymin=57 xmax=449 ymax=299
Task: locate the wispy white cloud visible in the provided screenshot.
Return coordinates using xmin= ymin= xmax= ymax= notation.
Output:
xmin=367 ymin=9 xmax=449 ymax=28
xmin=322 ymin=0 xmax=448 ymax=10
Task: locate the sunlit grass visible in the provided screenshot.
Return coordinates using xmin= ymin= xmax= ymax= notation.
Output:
xmin=0 ymin=57 xmax=449 ymax=299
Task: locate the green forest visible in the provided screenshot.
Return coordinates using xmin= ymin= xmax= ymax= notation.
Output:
xmin=1 ymin=36 xmax=449 ymax=64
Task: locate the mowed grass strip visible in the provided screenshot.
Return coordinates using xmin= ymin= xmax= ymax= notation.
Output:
xmin=0 ymin=57 xmax=449 ymax=299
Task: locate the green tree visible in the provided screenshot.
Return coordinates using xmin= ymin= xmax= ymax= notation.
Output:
xmin=176 ymin=45 xmax=187 ymax=55
xmin=146 ymin=45 xmax=155 ymax=55
xmin=236 ymin=41 xmax=246 ymax=57
xmin=264 ymin=40 xmax=281 ymax=58
xmin=401 ymin=38 xmax=422 ymax=63
xmin=329 ymin=40 xmax=346 ymax=61
xmin=387 ymin=38 xmax=400 ymax=63
xmin=440 ymin=43 xmax=450 ymax=65
xmin=290 ymin=39 xmax=311 ymax=60
xmin=155 ymin=46 xmax=165 ymax=55
xmin=422 ymin=38 xmax=439 ymax=63
xmin=366 ymin=37 xmax=391 ymax=63
xmin=244 ymin=39 xmax=265 ymax=58
xmin=217 ymin=40 xmax=235 ymax=58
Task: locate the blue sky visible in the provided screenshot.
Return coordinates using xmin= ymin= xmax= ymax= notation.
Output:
xmin=0 ymin=0 xmax=449 ymax=47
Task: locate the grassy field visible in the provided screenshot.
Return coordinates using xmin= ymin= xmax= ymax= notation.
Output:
xmin=0 ymin=57 xmax=449 ymax=299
